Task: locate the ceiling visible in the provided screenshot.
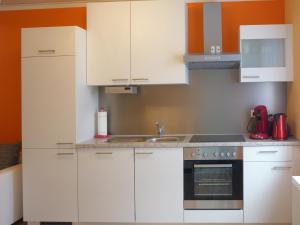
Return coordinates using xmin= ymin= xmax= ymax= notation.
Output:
xmin=0 ymin=0 xmax=262 ymax=5
xmin=0 ymin=0 xmax=91 ymax=4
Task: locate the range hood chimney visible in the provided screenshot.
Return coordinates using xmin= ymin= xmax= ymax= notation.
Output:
xmin=185 ymin=2 xmax=240 ymax=69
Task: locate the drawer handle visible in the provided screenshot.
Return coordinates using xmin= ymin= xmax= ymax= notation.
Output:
xmin=56 ymin=142 xmax=74 ymax=145
xmin=132 ymin=78 xmax=149 ymax=82
xmin=56 ymin=153 xmax=74 ymax=156
xmin=96 ymin=152 xmax=113 ymax=155
xmin=258 ymin=151 xmax=278 ymax=154
xmin=112 ymin=79 xmax=129 ymax=82
xmin=38 ymin=50 xmax=56 ymax=54
xmin=243 ymin=76 xmax=260 ymax=79
xmin=272 ymin=166 xmax=292 ymax=170
xmin=136 ymin=152 xmax=153 ymax=155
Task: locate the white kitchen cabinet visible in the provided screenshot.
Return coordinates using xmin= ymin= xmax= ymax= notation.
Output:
xmin=87 ymin=0 xmax=187 ymax=86
xmin=22 ymin=27 xmax=98 ymax=149
xmin=244 ymin=146 xmax=293 ymax=223
xmin=135 ymin=148 xmax=183 ymax=223
xmin=22 ymin=148 xmax=78 ymax=222
xmin=240 ymin=24 xmax=293 ymax=82
xmin=78 ymin=148 xmax=135 ymax=223
xmin=21 ymin=26 xmax=76 ymax=57
xmin=22 ymin=27 xmax=98 ymax=223
xmin=131 ymin=0 xmax=187 ymax=85
xmin=87 ymin=2 xmax=131 ymax=86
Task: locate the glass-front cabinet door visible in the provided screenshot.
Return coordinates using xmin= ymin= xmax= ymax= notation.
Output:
xmin=240 ymin=24 xmax=293 ymax=82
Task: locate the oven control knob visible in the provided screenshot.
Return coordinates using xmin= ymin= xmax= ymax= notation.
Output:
xmin=203 ymin=152 xmax=208 ymax=158
xmin=220 ymin=152 xmax=225 ymax=157
xmin=233 ymin=152 xmax=237 ymax=157
xmin=214 ymin=152 xmax=219 ymax=157
xmin=191 ymin=152 xmax=196 ymax=157
xmin=227 ymin=152 xmax=231 ymax=157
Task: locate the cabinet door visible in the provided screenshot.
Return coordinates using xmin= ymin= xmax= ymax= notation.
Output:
xmin=87 ymin=2 xmax=131 ymax=86
xmin=22 ymin=148 xmax=78 ymax=222
xmin=22 ymin=57 xmax=76 ymax=149
xmin=78 ymin=148 xmax=134 ymax=223
xmin=240 ymin=25 xmax=293 ymax=82
xmin=131 ymin=0 xmax=187 ymax=85
xmin=22 ymin=27 xmax=76 ymax=57
xmin=244 ymin=162 xmax=292 ymax=223
xmin=135 ymin=148 xmax=183 ymax=223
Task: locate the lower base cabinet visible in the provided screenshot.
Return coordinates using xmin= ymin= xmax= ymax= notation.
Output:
xmin=23 ymin=148 xmax=78 ymax=222
xmin=78 ymin=148 xmax=135 ymax=223
xmin=135 ymin=148 xmax=183 ymax=223
xmin=244 ymin=161 xmax=292 ymax=223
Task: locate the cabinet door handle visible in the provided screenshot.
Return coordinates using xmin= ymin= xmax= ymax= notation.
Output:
xmin=56 ymin=153 xmax=74 ymax=156
xmin=132 ymin=78 xmax=149 ymax=82
xmin=111 ymin=79 xmax=129 ymax=82
xmin=38 ymin=49 xmax=56 ymax=54
xmin=96 ymin=152 xmax=113 ymax=155
xmin=56 ymin=142 xmax=74 ymax=145
xmin=258 ymin=150 xmax=278 ymax=154
xmin=272 ymin=166 xmax=292 ymax=170
xmin=136 ymin=152 xmax=153 ymax=155
xmin=243 ymin=75 xmax=260 ymax=79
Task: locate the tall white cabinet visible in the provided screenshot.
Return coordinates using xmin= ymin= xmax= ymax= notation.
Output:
xmin=87 ymin=0 xmax=187 ymax=86
xmin=22 ymin=26 xmax=98 ymax=223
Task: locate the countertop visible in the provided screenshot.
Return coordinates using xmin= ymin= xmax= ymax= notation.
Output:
xmin=76 ymin=134 xmax=300 ymax=149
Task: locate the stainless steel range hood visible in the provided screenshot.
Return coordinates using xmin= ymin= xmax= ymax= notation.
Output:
xmin=185 ymin=2 xmax=240 ymax=70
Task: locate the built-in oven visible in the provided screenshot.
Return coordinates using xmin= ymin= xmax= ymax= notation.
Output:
xmin=184 ymin=147 xmax=243 ymax=210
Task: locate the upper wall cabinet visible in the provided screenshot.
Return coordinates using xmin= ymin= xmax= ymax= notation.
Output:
xmin=240 ymin=25 xmax=293 ymax=82
xmin=87 ymin=0 xmax=188 ymax=86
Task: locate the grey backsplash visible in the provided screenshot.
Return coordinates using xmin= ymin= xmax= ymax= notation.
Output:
xmin=99 ymin=69 xmax=287 ymax=135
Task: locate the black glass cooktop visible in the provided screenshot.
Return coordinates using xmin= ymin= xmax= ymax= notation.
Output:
xmin=189 ymin=135 xmax=245 ymax=143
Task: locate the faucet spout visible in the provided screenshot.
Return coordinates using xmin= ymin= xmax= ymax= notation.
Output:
xmin=155 ymin=121 xmax=165 ymax=137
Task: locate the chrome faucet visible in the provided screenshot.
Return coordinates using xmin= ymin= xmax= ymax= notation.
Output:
xmin=155 ymin=121 xmax=165 ymax=137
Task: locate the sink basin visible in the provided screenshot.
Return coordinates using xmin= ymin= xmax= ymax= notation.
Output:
xmin=106 ymin=137 xmax=148 ymax=143
xmin=106 ymin=136 xmax=186 ymax=143
xmin=146 ymin=136 xmax=186 ymax=143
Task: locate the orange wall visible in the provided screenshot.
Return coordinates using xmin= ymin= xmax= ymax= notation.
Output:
xmin=188 ymin=0 xmax=285 ymax=53
xmin=0 ymin=7 xmax=86 ymax=143
xmin=0 ymin=1 xmax=285 ymax=143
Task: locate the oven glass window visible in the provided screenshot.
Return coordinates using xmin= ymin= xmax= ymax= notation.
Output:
xmin=194 ymin=164 xmax=233 ymax=197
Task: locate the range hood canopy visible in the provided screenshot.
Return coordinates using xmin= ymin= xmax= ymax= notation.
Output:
xmin=185 ymin=2 xmax=241 ymax=70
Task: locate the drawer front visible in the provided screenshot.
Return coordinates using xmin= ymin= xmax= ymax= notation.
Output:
xmin=244 ymin=146 xmax=293 ymax=162
xmin=22 ymin=27 xmax=76 ymax=57
xmin=184 ymin=210 xmax=243 ymax=223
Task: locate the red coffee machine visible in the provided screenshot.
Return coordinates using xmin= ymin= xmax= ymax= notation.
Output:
xmin=272 ymin=113 xmax=288 ymax=140
xmin=249 ymin=105 xmax=270 ymax=140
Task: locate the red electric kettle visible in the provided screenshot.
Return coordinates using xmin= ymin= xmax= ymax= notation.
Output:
xmin=272 ymin=113 xmax=288 ymax=140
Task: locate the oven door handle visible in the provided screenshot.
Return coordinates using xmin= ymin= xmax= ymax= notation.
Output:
xmin=194 ymin=164 xmax=233 ymax=168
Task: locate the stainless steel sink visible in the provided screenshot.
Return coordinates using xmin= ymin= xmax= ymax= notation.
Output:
xmin=106 ymin=136 xmax=186 ymax=143
xmin=106 ymin=137 xmax=148 ymax=143
xmin=146 ymin=136 xmax=186 ymax=143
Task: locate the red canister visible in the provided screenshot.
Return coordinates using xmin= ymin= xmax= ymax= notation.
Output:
xmin=272 ymin=113 xmax=288 ymax=140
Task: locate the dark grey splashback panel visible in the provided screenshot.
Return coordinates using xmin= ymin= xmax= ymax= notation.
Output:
xmin=100 ymin=70 xmax=287 ymax=135
xmin=0 ymin=143 xmax=21 ymax=170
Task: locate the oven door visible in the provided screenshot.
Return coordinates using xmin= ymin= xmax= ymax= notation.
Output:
xmin=184 ymin=160 xmax=243 ymax=209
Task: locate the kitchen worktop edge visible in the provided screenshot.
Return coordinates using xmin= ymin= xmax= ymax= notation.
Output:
xmin=76 ymin=135 xmax=300 ymax=149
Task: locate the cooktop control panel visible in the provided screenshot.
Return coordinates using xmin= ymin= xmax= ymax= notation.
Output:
xmin=184 ymin=147 xmax=243 ymax=161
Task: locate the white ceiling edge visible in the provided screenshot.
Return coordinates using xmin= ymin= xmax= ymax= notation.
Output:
xmin=0 ymin=0 xmax=271 ymax=11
